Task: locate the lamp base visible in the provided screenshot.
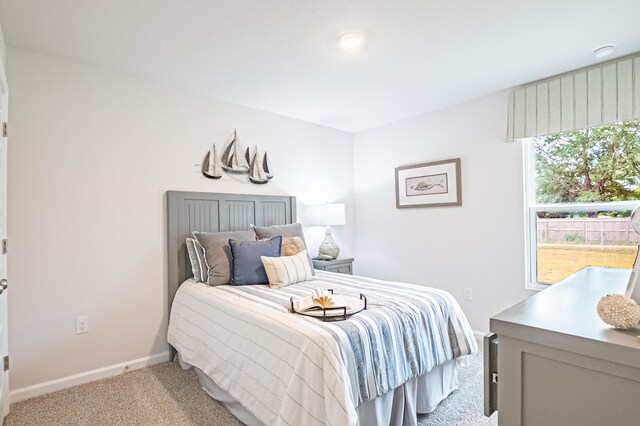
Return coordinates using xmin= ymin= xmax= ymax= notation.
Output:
xmin=317 ymin=226 xmax=340 ymax=260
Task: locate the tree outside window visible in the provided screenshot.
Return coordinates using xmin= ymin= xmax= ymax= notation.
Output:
xmin=526 ymin=119 xmax=640 ymax=286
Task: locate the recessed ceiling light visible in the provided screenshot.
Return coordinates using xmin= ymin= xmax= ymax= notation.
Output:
xmin=593 ymin=44 xmax=616 ymax=59
xmin=337 ymin=33 xmax=365 ymax=50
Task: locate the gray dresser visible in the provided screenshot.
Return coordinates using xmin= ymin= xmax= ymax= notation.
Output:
xmin=312 ymin=258 xmax=354 ymax=275
xmin=486 ymin=266 xmax=640 ymax=426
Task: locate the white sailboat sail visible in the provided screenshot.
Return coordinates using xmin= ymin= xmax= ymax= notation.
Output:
xmin=221 ymin=129 xmax=249 ymax=174
xmin=220 ymin=130 xmax=234 ymax=166
xmin=202 ymin=143 xmax=222 ymax=179
xmin=248 ymin=147 xmax=268 ymax=184
xmin=245 ymin=147 xmax=251 ymax=166
xmin=263 ymin=152 xmax=273 ymax=180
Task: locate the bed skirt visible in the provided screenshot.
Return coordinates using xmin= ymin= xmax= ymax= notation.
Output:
xmin=178 ymin=352 xmax=458 ymax=426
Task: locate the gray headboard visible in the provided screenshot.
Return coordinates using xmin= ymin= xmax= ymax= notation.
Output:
xmin=166 ymin=191 xmax=297 ymax=315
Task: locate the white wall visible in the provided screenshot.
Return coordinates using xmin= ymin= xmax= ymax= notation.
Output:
xmin=0 ymin=22 xmax=5 ymax=72
xmin=6 ymin=48 xmax=354 ymax=391
xmin=353 ymin=92 xmax=535 ymax=333
xmin=7 ymin=45 xmax=535 ymax=394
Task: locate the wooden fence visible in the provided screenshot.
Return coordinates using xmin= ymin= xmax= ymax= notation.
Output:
xmin=537 ymin=218 xmax=640 ymax=245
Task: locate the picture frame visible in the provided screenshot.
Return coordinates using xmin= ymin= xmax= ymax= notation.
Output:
xmin=395 ymin=158 xmax=462 ymax=208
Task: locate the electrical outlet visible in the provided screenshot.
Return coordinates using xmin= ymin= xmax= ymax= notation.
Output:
xmin=76 ymin=316 xmax=89 ymax=334
xmin=463 ymin=287 xmax=473 ymax=301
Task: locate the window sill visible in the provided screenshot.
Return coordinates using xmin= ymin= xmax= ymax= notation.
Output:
xmin=526 ymin=281 xmax=551 ymax=291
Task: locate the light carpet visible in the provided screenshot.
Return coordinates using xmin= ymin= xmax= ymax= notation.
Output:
xmin=5 ymin=355 xmax=497 ymax=425
xmin=418 ymin=354 xmax=497 ymax=426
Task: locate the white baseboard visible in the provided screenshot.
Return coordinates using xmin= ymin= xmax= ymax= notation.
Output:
xmin=10 ymin=331 xmax=488 ymax=403
xmin=9 ymin=351 xmax=171 ymax=403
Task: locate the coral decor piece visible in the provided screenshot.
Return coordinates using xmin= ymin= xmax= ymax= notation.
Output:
xmin=597 ymin=294 xmax=640 ymax=329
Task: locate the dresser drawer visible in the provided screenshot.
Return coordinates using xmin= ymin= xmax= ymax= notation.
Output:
xmin=312 ymin=258 xmax=354 ymax=275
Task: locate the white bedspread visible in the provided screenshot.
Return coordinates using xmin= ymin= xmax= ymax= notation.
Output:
xmin=168 ymin=271 xmax=477 ymax=426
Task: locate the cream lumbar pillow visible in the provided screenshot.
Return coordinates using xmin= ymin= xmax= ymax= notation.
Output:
xmin=262 ymin=250 xmax=314 ymax=288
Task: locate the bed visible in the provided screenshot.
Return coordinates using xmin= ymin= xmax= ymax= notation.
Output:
xmin=166 ymin=191 xmax=477 ymax=426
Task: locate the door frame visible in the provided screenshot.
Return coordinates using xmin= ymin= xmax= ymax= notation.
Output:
xmin=0 ymin=54 xmax=10 ymax=419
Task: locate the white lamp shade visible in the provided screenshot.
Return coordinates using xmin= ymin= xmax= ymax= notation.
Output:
xmin=307 ymin=203 xmax=346 ymax=226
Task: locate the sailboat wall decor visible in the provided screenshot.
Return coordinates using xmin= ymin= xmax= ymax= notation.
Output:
xmin=248 ymin=147 xmax=269 ymax=184
xmin=199 ymin=129 xmax=274 ymax=184
xmin=201 ymin=143 xmax=223 ymax=179
xmin=220 ymin=129 xmax=250 ymax=174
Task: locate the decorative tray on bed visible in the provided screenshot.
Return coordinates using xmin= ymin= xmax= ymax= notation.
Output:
xmin=290 ymin=289 xmax=367 ymax=322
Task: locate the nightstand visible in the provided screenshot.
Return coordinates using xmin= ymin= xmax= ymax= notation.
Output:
xmin=312 ymin=258 xmax=354 ymax=275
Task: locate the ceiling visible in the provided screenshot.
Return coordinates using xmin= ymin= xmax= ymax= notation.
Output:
xmin=1 ymin=0 xmax=640 ymax=133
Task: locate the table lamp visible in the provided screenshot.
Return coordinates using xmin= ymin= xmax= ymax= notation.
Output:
xmin=307 ymin=203 xmax=346 ymax=260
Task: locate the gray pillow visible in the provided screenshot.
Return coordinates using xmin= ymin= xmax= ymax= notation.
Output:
xmin=185 ymin=238 xmax=207 ymax=282
xmin=251 ymin=223 xmax=315 ymax=275
xmin=193 ymin=230 xmax=256 ymax=285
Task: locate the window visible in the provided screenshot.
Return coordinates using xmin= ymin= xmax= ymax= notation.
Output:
xmin=523 ymin=119 xmax=640 ymax=289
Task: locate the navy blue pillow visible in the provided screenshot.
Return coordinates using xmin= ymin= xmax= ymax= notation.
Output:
xmin=229 ymin=236 xmax=282 ymax=285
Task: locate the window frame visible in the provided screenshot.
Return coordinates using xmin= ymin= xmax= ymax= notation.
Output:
xmin=522 ymin=138 xmax=640 ymax=290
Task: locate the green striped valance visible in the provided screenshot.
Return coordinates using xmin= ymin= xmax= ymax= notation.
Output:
xmin=507 ymin=52 xmax=640 ymax=141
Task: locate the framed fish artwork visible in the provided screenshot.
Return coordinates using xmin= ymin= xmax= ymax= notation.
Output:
xmin=395 ymin=158 xmax=462 ymax=208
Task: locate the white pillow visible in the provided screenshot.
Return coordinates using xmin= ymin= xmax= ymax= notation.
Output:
xmin=261 ymin=250 xmax=314 ymax=288
xmin=186 ymin=238 xmax=207 ymax=282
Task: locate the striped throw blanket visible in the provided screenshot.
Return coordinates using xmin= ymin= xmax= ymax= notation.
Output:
xmin=168 ymin=271 xmax=477 ymax=426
